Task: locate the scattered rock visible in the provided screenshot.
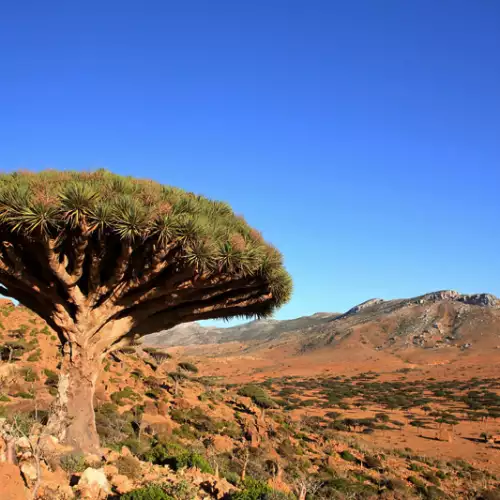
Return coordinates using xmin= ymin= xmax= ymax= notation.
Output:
xmin=110 ymin=473 xmax=135 ymax=494
xmin=37 ymin=483 xmax=75 ymax=499
xmin=103 ymin=464 xmax=119 ymax=477
xmin=102 ymin=449 xmax=120 ymax=463
xmin=120 ymin=446 xmax=133 ymax=457
xmin=199 ymin=477 xmax=234 ymax=499
xmin=16 ymin=436 xmax=31 ymax=450
xmin=20 ymin=460 xmax=38 ymax=485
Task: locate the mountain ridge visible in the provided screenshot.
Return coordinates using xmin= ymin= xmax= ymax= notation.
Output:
xmin=144 ymin=289 xmax=499 ymax=349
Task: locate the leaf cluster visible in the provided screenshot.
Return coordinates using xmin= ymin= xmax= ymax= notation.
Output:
xmin=0 ymin=170 xmax=292 ymax=311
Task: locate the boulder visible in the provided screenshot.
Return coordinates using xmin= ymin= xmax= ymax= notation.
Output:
xmin=16 ymin=436 xmax=31 ymax=450
xmin=77 ymin=467 xmax=110 ymax=499
xmin=37 ymin=463 xmax=74 ymax=499
xmin=199 ymin=477 xmax=234 ymax=499
xmin=20 ymin=460 xmax=38 ymax=485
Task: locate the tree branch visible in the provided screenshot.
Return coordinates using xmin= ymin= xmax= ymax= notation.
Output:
xmin=105 ymin=241 xmax=181 ymax=304
xmin=91 ymin=243 xmax=132 ymax=306
xmin=67 ymin=225 xmax=91 ymax=285
xmin=43 ymin=238 xmax=86 ymax=308
xmin=129 ymin=290 xmax=272 ymax=337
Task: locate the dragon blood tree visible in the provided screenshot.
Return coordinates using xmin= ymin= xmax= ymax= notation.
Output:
xmin=0 ymin=170 xmax=292 ymax=452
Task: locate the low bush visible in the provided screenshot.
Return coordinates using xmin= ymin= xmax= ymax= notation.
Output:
xmin=111 ymin=387 xmax=141 ymax=406
xmin=229 ymin=478 xmax=274 ymax=500
xmin=363 ymin=454 xmax=383 ymax=470
xmin=339 ymin=450 xmax=357 ymax=463
xmin=145 ymin=442 xmax=213 ymax=473
xmin=44 ymin=369 xmax=58 ymax=388
xmin=60 ymin=453 xmax=87 ymax=473
xmin=22 ymin=367 xmax=38 ymax=382
xmin=120 ymin=485 xmax=174 ymax=500
xmin=116 ymin=455 xmax=142 ymax=479
xmin=13 ymin=391 xmax=34 ymax=399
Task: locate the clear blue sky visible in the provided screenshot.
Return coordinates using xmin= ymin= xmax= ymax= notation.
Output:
xmin=1 ymin=1 xmax=499 ymax=322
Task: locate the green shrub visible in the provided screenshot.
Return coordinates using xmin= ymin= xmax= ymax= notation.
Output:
xmin=363 ymin=454 xmax=383 ymax=470
xmin=408 ymin=475 xmax=425 ymax=488
xmin=386 ymin=477 xmax=408 ymax=492
xmin=229 ymin=478 xmax=273 ymax=500
xmin=13 ymin=391 xmax=34 ymax=399
xmin=145 ymin=442 xmax=212 ymax=473
xmin=173 ymin=423 xmax=198 ymax=440
xmin=420 ymin=485 xmax=448 ymax=499
xmin=435 ymin=470 xmax=447 ymax=480
xmin=27 ymin=351 xmax=41 ymax=362
xmin=170 ymin=406 xmax=226 ymax=434
xmin=409 ymin=462 xmax=424 ymax=472
xmin=44 ymin=369 xmax=58 ymax=387
xmin=60 ymin=453 xmax=86 ymax=473
xmin=0 ymin=394 xmax=10 ymax=402
xmin=111 ymin=387 xmax=140 ymax=406
xmin=238 ymin=384 xmax=275 ymax=409
xmin=224 ymin=470 xmax=241 ymax=486
xmin=120 ymin=485 xmax=174 ymax=500
xmin=116 ymin=455 xmax=142 ymax=479
xmin=423 ymin=471 xmax=441 ymax=485
xmin=23 ymin=367 xmax=38 ymax=382
xmin=340 ymin=450 xmax=357 ymax=463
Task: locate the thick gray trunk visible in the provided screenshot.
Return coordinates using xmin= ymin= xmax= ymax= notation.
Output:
xmin=47 ymin=344 xmax=101 ymax=454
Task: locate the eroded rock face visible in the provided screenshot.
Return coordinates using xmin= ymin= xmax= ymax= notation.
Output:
xmin=459 ymin=293 xmax=498 ymax=307
xmin=419 ymin=290 xmax=460 ymax=302
xmin=416 ymin=290 xmax=499 ymax=307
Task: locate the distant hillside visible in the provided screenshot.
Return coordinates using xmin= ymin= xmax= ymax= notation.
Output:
xmin=143 ymin=312 xmax=339 ymax=347
xmin=293 ymin=290 xmax=500 ymax=354
xmin=144 ymin=291 xmax=500 ymax=379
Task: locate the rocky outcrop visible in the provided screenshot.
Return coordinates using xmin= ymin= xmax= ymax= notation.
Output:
xmin=344 ymin=298 xmax=384 ymax=316
xmin=458 ymin=293 xmax=498 ymax=307
xmin=76 ymin=468 xmax=110 ymax=499
xmin=415 ymin=290 xmax=498 ymax=307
